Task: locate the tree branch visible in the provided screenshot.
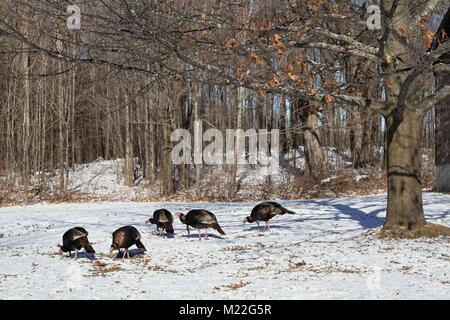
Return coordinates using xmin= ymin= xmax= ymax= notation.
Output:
xmin=417 ymin=85 xmax=450 ymax=111
xmin=411 ymin=0 xmax=441 ymax=24
xmin=291 ymin=41 xmax=380 ymax=62
xmin=433 ymin=63 xmax=450 ymax=73
xmin=312 ymin=29 xmax=379 ymax=55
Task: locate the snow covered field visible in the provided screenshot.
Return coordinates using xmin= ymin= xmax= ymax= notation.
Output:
xmin=0 ymin=192 xmax=449 ymax=300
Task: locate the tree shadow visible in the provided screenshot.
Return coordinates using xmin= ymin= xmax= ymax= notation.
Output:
xmin=294 ymin=199 xmax=385 ymax=229
xmin=243 ymin=225 xmax=293 ymax=232
xmin=182 ymin=232 xmax=226 ymax=240
xmin=63 ymin=251 xmax=97 ymax=260
xmin=115 ymin=248 xmax=146 ymax=258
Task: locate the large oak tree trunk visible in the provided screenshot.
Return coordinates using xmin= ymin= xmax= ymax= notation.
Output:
xmin=384 ymin=109 xmax=426 ymax=230
xmin=382 ymin=0 xmax=428 ymax=231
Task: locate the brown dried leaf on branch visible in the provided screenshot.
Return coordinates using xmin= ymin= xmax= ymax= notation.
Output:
xmin=272 ymin=34 xmax=285 ymax=57
xmin=424 ymin=30 xmax=435 ymax=49
xmin=330 ymin=4 xmax=340 ymax=14
xmin=250 ymin=52 xmax=263 ymax=65
xmin=268 ymin=75 xmax=281 ymax=88
xmin=273 ymin=34 xmax=282 ymax=47
xmin=308 ymin=0 xmax=325 ymax=12
xmin=324 ymin=95 xmax=333 ymax=105
xmin=236 ymin=68 xmax=250 ymax=79
xmin=285 ymin=64 xmax=303 ymax=82
xmin=224 ymin=38 xmax=238 ymax=50
xmin=258 ymin=87 xmax=267 ymax=97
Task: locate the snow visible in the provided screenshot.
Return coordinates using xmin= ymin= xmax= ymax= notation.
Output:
xmin=51 ymin=158 xmax=155 ymax=200
xmin=32 ymin=147 xmax=361 ymax=199
xmin=0 ymin=192 xmax=449 ymax=299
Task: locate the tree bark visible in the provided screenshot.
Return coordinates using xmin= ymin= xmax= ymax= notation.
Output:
xmin=124 ymin=90 xmax=134 ymax=187
xmin=384 ymin=109 xmax=426 ymax=230
xmin=161 ymin=80 xmax=174 ymax=195
xmin=22 ymin=40 xmax=31 ymax=187
xmin=382 ymin=0 xmax=427 ymax=230
xmin=57 ymin=59 xmax=65 ymax=194
xmin=144 ymin=90 xmax=155 ymax=183
xmin=227 ymin=87 xmax=244 ymax=199
xmin=299 ymin=100 xmax=328 ymax=180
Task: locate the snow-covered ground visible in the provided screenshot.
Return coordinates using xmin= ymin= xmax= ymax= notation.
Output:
xmin=22 ymin=147 xmax=364 ymax=201
xmin=0 ymin=192 xmax=449 ymax=300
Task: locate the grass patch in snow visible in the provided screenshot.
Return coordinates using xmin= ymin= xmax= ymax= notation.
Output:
xmin=88 ymin=260 xmax=124 ymax=277
xmin=379 ymin=223 xmax=450 ymax=239
xmin=216 ymin=280 xmax=251 ymax=291
xmin=147 ymin=265 xmax=178 ymax=273
xmin=222 ymin=245 xmax=254 ymax=252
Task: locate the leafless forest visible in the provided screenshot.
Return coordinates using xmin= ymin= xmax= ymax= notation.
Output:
xmin=0 ymin=1 xmax=449 ymax=233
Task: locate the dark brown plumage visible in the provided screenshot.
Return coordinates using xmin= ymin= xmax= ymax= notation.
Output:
xmin=110 ymin=226 xmax=146 ymax=259
xmin=176 ymin=210 xmax=225 ymax=240
xmin=145 ymin=209 xmax=174 ymax=235
xmin=244 ymin=201 xmax=295 ymax=231
xmin=59 ymin=227 xmax=95 ymax=259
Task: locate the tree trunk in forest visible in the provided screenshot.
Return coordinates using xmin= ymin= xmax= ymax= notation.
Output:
xmin=194 ymin=88 xmax=201 ymax=196
xmin=350 ymin=107 xmax=375 ymax=168
xmin=144 ymin=91 xmax=155 ymax=183
xmin=22 ymin=42 xmax=30 ymax=187
xmin=349 ymin=106 xmax=363 ymax=169
xmin=361 ymin=111 xmax=375 ymax=167
xmin=57 ymin=59 xmax=65 ymax=194
xmin=299 ymin=100 xmax=328 ymax=180
xmin=161 ymin=80 xmax=174 ymax=195
xmin=124 ymin=92 xmax=134 ymax=187
xmin=383 ymin=109 xmax=426 ymax=230
xmin=228 ymin=87 xmax=243 ymax=199
xmin=382 ymin=0 xmax=427 ymax=230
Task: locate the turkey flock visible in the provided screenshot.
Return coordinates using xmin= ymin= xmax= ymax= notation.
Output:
xmin=59 ymin=201 xmax=296 ymax=259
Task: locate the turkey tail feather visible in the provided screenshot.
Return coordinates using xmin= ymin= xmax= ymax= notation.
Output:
xmin=136 ymin=239 xmax=147 ymax=252
xmin=164 ymin=222 xmax=174 ymax=234
xmin=80 ymin=238 xmax=95 ymax=253
xmin=212 ymin=223 xmax=226 ymax=235
xmin=283 ymin=208 xmax=295 ymax=214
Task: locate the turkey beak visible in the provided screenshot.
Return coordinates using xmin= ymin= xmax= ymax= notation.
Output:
xmin=145 ymin=219 xmax=150 ymax=224
xmin=58 ymin=245 xmax=63 ymax=255
xmin=243 ymin=218 xmax=247 ymax=225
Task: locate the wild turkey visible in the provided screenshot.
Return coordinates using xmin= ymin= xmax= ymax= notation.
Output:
xmin=145 ymin=209 xmax=174 ymax=235
xmin=176 ymin=210 xmax=225 ymax=240
xmin=110 ymin=226 xmax=146 ymax=259
xmin=244 ymin=201 xmax=295 ymax=231
xmin=58 ymin=227 xmax=95 ymax=259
